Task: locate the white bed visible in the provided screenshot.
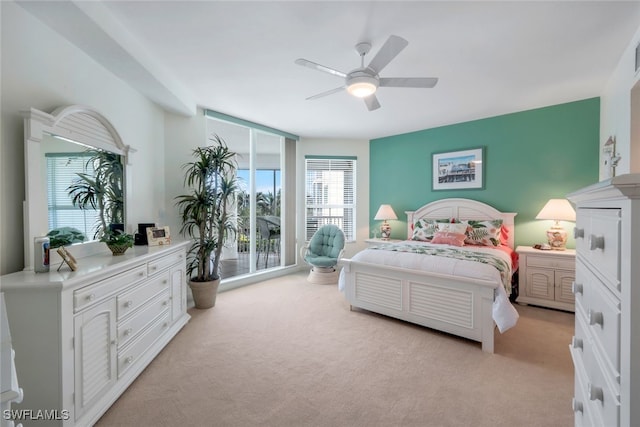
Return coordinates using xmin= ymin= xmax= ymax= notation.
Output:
xmin=339 ymin=198 xmax=519 ymax=353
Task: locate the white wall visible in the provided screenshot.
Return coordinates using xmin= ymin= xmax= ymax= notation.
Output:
xmin=163 ymin=108 xmax=208 ymax=239
xmin=600 ymin=23 xmax=640 ymax=179
xmin=0 ymin=2 xmax=166 ymax=274
xmin=296 ymin=138 xmax=370 ymax=259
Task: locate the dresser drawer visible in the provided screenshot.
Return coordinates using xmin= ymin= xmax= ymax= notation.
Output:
xmin=74 ymin=264 xmax=147 ymax=312
xmin=575 ymin=208 xmax=620 ymax=292
xmin=526 ymin=255 xmax=574 ymax=270
xmin=117 ymin=310 xmax=170 ymax=378
xmin=571 ymin=350 xmax=596 ymax=427
xmin=117 ymin=289 xmax=171 ymax=349
xmin=576 ymin=293 xmax=620 ymax=383
xmin=580 ymin=334 xmax=620 ymax=427
xmin=117 ymin=272 xmax=171 ymax=320
xmin=147 ymin=249 xmax=185 ymax=277
xmin=571 ymin=310 xmax=588 ymax=357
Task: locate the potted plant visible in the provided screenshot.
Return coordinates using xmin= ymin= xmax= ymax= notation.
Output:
xmin=100 ymin=229 xmax=134 ymax=256
xmin=67 ymin=149 xmax=124 ymax=239
xmin=175 ymin=135 xmax=239 ymax=309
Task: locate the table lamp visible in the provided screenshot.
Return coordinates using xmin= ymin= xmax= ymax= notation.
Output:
xmin=374 ymin=204 xmax=398 ymax=240
xmin=535 ymin=199 xmax=576 ymax=250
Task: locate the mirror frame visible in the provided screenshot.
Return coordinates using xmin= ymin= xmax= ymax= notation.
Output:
xmin=23 ymin=105 xmax=132 ymax=270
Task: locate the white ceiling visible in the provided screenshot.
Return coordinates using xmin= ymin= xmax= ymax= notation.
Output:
xmin=18 ymin=1 xmax=640 ymax=140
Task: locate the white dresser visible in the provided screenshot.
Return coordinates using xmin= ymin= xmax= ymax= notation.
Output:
xmin=0 ymin=242 xmax=190 ymax=426
xmin=567 ymin=174 xmax=640 ymax=427
xmin=1 ymin=293 xmax=24 ymax=427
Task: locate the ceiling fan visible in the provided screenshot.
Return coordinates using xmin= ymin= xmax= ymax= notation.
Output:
xmin=295 ymin=35 xmax=438 ymax=111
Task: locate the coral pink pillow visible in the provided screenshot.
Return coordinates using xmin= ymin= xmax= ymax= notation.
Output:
xmin=431 ymin=231 xmax=466 ymax=247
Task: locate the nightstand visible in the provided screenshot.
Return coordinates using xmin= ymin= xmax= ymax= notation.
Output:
xmin=364 ymin=238 xmax=402 ymax=246
xmin=516 ymin=245 xmax=576 ymax=312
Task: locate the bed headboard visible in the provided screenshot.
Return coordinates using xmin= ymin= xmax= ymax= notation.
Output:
xmin=405 ymin=198 xmax=517 ymax=249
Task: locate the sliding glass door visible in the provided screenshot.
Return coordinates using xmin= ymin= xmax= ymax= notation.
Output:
xmin=206 ymin=117 xmax=284 ymax=279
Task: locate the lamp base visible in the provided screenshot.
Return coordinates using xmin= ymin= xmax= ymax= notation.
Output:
xmin=380 ymin=222 xmax=391 ymax=240
xmin=546 ymin=226 xmax=568 ymax=250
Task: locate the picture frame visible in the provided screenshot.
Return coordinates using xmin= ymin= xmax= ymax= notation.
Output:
xmin=146 ymin=226 xmax=171 ymax=246
xmin=432 ymin=147 xmax=484 ymax=191
xmin=56 ymin=246 xmax=78 ymax=271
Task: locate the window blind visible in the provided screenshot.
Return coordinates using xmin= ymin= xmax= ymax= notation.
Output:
xmin=304 ymin=157 xmax=356 ymax=241
xmin=46 ymin=153 xmax=99 ymax=240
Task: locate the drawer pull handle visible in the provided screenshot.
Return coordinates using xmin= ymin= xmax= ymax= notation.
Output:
xmin=162 ymin=300 xmax=168 ymax=306
xmin=86 ymin=294 xmax=96 ymax=301
xmin=571 ymin=336 xmax=583 ymax=350
xmin=162 ymin=322 xmax=169 ymax=328
xmin=574 ymin=228 xmax=584 ymax=239
xmin=588 ymin=309 xmax=604 ymax=326
xmin=151 ymin=266 xmax=157 ymax=271
xmin=125 ymin=356 xmax=133 ymax=364
xmin=124 ymin=300 xmax=134 ymax=308
xmin=124 ymin=328 xmax=133 ymax=336
xmin=139 ymin=272 xmax=144 ymax=277
xmin=589 ymin=235 xmax=605 ymax=251
xmin=587 ymin=383 xmax=604 ymax=402
xmin=162 ymin=280 xmax=168 ymax=285
xmin=572 ymin=282 xmax=583 ymax=295
xmin=111 ymin=339 xmax=116 ymax=346
xmin=571 ymin=398 xmax=583 ymax=413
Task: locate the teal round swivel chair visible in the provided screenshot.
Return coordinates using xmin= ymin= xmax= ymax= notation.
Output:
xmin=301 ymin=224 xmax=346 ymax=284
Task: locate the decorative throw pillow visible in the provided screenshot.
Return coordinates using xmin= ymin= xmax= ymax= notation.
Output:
xmin=461 ymin=219 xmax=503 ymax=246
xmin=437 ymin=223 xmax=468 ymax=235
xmin=411 ymin=218 xmax=451 ymax=241
xmin=431 ymin=231 xmax=466 ymax=246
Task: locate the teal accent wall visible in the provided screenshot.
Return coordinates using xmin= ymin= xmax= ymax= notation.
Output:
xmin=370 ymin=98 xmax=600 ymax=248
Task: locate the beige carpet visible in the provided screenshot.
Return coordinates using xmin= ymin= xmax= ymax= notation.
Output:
xmin=96 ymin=271 xmax=574 ymax=427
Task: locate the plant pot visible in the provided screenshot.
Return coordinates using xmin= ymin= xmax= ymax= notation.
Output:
xmin=189 ymin=278 xmax=220 ymax=309
xmin=107 ymin=243 xmax=130 ymax=256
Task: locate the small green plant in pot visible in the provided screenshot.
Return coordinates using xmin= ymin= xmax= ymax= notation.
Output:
xmin=101 ymin=229 xmax=134 ymax=256
xmin=175 ymin=135 xmax=239 ymax=309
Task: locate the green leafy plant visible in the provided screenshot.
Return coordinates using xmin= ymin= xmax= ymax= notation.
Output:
xmin=175 ymin=135 xmax=240 ymax=282
xmin=99 ymin=229 xmax=134 ymax=247
xmin=47 ymin=227 xmax=86 ymax=248
xmin=67 ymin=149 xmax=124 ymax=239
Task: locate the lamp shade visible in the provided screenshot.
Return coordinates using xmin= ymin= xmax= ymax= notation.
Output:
xmin=535 ymin=199 xmax=576 ymax=221
xmin=374 ymin=204 xmax=398 ymax=221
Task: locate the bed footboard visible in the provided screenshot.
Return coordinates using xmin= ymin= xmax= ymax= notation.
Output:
xmin=341 ymin=259 xmax=497 ymax=353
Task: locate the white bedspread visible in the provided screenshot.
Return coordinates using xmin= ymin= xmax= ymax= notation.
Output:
xmin=338 ymin=241 xmax=519 ymax=333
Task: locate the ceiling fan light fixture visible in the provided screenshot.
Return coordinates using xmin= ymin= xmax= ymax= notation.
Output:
xmin=346 ymin=75 xmax=378 ymax=98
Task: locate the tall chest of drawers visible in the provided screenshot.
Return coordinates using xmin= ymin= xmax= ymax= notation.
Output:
xmin=0 ymin=242 xmax=190 ymax=426
xmin=567 ymin=174 xmax=640 ymax=427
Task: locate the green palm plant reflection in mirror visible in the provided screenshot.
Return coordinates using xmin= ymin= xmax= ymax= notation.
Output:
xmin=67 ymin=149 xmax=124 ymax=239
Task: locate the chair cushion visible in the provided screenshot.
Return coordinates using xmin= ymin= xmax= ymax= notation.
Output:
xmin=307 ymin=224 xmax=345 ymax=259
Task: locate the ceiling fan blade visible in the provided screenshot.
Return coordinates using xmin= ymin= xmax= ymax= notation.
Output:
xmin=306 ymin=86 xmax=345 ymax=100
xmin=379 ymin=77 xmax=439 ymax=88
xmin=364 ymin=94 xmax=381 ymax=111
xmin=366 ymin=35 xmax=409 ymax=74
xmin=295 ymin=58 xmax=347 ymax=78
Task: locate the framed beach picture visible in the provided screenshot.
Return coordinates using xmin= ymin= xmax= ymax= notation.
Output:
xmin=432 ymin=147 xmax=484 ymax=190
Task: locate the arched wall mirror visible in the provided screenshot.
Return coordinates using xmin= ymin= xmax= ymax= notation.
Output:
xmin=23 ymin=105 xmax=132 ymax=270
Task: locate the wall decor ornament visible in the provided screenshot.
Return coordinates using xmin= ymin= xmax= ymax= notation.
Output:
xmin=432 ymin=147 xmax=484 ymax=190
xmin=602 ymin=136 xmax=621 ymax=179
